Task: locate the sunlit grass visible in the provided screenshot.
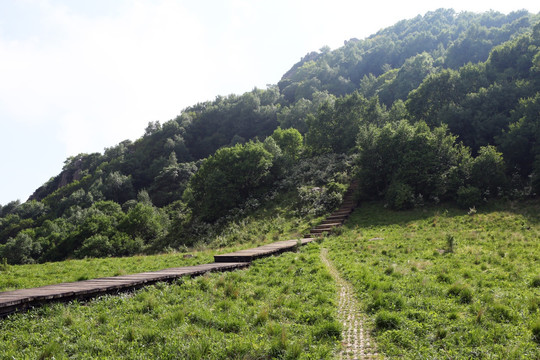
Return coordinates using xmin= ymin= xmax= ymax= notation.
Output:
xmin=0 ymin=243 xmax=340 ymax=359
xmin=326 ymin=200 xmax=540 ymax=359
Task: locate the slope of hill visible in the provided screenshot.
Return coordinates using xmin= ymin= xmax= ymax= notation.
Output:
xmin=0 ymin=9 xmax=539 ymax=265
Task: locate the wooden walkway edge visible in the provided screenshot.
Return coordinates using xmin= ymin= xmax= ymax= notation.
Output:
xmin=0 ymin=262 xmax=248 ymax=317
xmin=0 ymin=182 xmax=358 ymax=318
xmin=214 ymin=238 xmax=315 ymax=262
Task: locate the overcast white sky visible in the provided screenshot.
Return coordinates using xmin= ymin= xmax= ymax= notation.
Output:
xmin=1 ymin=0 xmax=539 ymax=205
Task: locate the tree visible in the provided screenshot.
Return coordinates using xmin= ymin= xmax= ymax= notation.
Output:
xmin=306 ymin=92 xmax=385 ymax=154
xmin=0 ymin=232 xmax=41 ymax=264
xmin=270 ymin=127 xmax=303 ymax=162
xmin=120 ymin=202 xmax=165 ymax=244
xmin=184 ymin=142 xmax=274 ymax=221
xmin=470 ymin=145 xmax=507 ymax=195
xmin=356 ymin=121 xmax=472 ymax=206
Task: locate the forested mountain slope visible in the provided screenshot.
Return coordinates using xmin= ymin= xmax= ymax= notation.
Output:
xmin=1 ymin=9 xmax=539 ymax=264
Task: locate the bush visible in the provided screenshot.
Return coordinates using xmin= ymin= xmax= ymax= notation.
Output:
xmin=75 ymin=235 xmax=113 ymax=258
xmin=185 ymin=141 xmax=274 ymax=221
xmin=470 ymin=145 xmax=507 ymax=196
xmin=0 ymin=232 xmax=41 ymax=264
xmin=456 ymin=186 xmax=482 ymax=209
xmin=296 ymin=186 xmax=343 ymax=216
xmin=385 ymin=182 xmax=414 ymax=210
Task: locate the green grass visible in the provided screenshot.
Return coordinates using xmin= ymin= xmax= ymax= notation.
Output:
xmin=326 ymin=200 xmax=540 ymax=359
xmin=0 ymin=243 xmax=340 ymax=359
xmin=0 ymin=251 xmax=214 ymax=292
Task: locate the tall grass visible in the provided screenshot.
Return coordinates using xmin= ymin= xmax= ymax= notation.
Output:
xmin=326 ymin=200 xmax=540 ymax=358
xmin=0 ymin=243 xmax=341 ymax=359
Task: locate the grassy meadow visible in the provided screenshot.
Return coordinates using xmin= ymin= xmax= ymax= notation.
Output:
xmin=1 ymin=199 xmax=540 ymax=359
xmin=0 ymin=243 xmax=341 ymax=359
xmin=326 ymin=200 xmax=540 ymax=359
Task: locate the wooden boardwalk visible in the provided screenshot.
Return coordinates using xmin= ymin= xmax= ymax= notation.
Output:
xmin=0 ymin=262 xmax=248 ymax=317
xmin=0 ymin=182 xmax=358 ymax=318
xmin=214 ymin=238 xmax=315 ymax=262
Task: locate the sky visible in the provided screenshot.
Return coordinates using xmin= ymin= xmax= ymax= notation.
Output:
xmin=1 ymin=0 xmax=539 ymax=205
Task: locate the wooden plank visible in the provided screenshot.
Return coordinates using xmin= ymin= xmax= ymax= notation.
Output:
xmin=0 ymin=262 xmax=248 ymax=317
xmin=214 ymin=238 xmax=314 ymax=263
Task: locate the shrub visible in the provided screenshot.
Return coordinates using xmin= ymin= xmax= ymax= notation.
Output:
xmin=456 ymin=186 xmax=482 ymax=209
xmin=296 ymin=186 xmax=343 ymax=216
xmin=385 ymin=182 xmax=414 ymax=210
xmin=185 ymin=141 xmax=274 ymax=221
xmin=446 ymin=234 xmax=456 ymax=253
xmin=470 ymin=145 xmax=507 ymax=196
xmin=357 ymin=121 xmax=472 ymax=204
xmin=75 ymin=235 xmax=113 ymax=258
xmin=0 ymin=257 xmax=8 ymax=272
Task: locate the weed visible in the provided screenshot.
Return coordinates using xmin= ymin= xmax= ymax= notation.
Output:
xmin=38 ymin=342 xmax=61 ymax=360
xmin=254 ymin=306 xmax=269 ymax=325
xmin=489 ymin=303 xmax=516 ymax=323
xmin=531 ymin=275 xmax=540 ymax=288
xmin=125 ymin=327 xmax=136 ymax=342
xmin=97 ymin=312 xmax=108 ymax=324
xmin=448 ymin=283 xmax=473 ymax=304
xmin=375 ymin=311 xmax=401 ymax=331
xmin=0 ymin=258 xmax=9 ymax=272
xmin=446 ymin=234 xmax=456 ymax=253
xmin=312 ymin=320 xmax=341 ymax=340
xmin=435 ymin=327 xmax=447 ymax=340
xmin=532 ymin=320 xmax=540 ymax=344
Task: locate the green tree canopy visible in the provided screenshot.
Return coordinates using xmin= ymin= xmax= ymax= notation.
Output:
xmin=184 ymin=142 xmax=274 ymax=221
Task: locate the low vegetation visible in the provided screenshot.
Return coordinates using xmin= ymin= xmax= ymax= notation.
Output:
xmin=0 ymin=195 xmax=322 ymax=292
xmin=326 ymin=201 xmax=540 ymax=358
xmin=0 ymin=244 xmax=341 ymax=359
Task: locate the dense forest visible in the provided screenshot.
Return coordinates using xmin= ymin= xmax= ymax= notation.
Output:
xmin=1 ymin=8 xmax=540 ymax=264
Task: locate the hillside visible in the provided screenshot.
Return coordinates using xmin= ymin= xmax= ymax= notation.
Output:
xmin=0 ymin=8 xmax=540 ymax=264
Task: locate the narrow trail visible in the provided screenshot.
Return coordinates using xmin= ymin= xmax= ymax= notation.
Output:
xmin=321 ymin=248 xmax=381 ymax=360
